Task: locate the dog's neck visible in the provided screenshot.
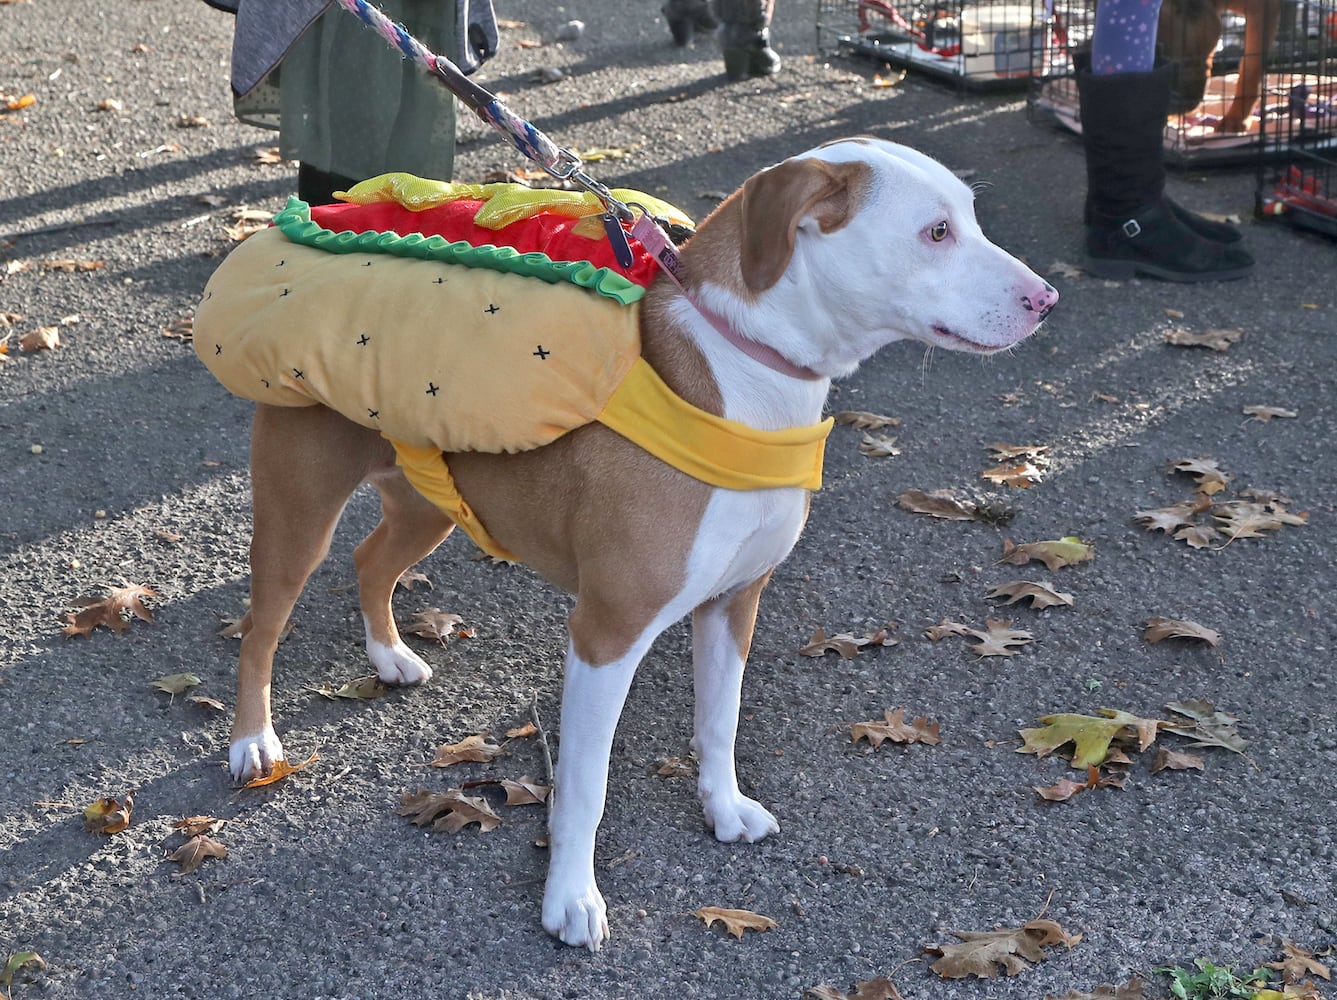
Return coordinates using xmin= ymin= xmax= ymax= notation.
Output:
xmin=640 ymin=278 xmax=832 ymax=434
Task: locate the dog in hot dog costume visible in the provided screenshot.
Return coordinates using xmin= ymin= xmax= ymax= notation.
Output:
xmin=195 ymin=174 xmax=832 ymax=559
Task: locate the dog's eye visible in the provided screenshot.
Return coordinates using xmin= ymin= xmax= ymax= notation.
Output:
xmin=929 ymin=220 xmax=950 ymax=242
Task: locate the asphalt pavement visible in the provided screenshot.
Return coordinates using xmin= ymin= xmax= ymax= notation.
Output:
xmin=1 ymin=1 xmax=1335 ymax=998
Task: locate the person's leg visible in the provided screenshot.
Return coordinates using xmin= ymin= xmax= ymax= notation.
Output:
xmin=717 ymin=0 xmax=780 ymax=80
xmin=1077 ymin=2 xmax=1252 ymax=279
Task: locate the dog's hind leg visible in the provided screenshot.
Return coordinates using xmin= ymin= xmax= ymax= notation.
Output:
xmin=690 ymin=574 xmax=780 ymax=843
xmin=354 ymin=472 xmax=455 ymax=684
xmin=231 ymin=404 xmax=372 ymax=783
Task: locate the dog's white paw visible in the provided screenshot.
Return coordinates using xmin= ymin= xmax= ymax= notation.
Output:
xmin=366 ymin=637 xmax=433 ymax=686
xmin=230 ymin=726 xmax=285 ymax=784
xmin=542 ymin=876 xmax=609 ymax=951
xmin=701 ymin=788 xmax=780 ymax=844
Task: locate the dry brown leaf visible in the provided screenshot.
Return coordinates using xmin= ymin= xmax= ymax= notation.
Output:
xmin=312 ymin=675 xmax=389 ymax=700
xmin=850 ymin=707 xmax=941 ymax=748
xmin=897 ymin=488 xmax=980 ymax=521
xmin=84 ymin=791 xmax=134 ymax=834
xmin=173 ymin=815 xmax=226 ymax=836
xmin=656 ymin=755 xmax=695 ymax=777
xmin=926 ymin=917 xmax=1081 ymax=978
xmin=986 ymin=581 xmax=1073 ymax=610
xmin=1152 ymin=747 xmax=1204 ymax=772
xmin=96 ymin=97 xmax=124 ymax=113
xmin=430 ymin=734 xmax=504 ymax=768
xmin=858 ymin=432 xmax=901 ymax=458
xmin=966 ymin=618 xmax=1034 ymax=657
xmin=395 ymin=569 xmax=432 ymax=591
xmin=1214 ymin=500 xmax=1308 ymax=539
xmin=1000 ymin=536 xmax=1093 ymax=571
xmin=1132 ymin=495 xmax=1213 ymax=535
xmin=1035 ymin=765 xmax=1126 ymax=801
xmin=1165 ymin=326 xmax=1244 ymax=350
xmin=1144 ymin=617 xmax=1221 ymax=647
xmin=1169 ymin=457 xmax=1233 ymax=495
xmin=505 ymin=721 xmax=538 ymax=739
xmin=924 ymin=618 xmax=973 ymax=640
xmin=175 ymin=113 xmax=212 ymax=128
xmin=19 ymin=326 xmax=60 ymax=351
xmin=1046 ymin=977 xmax=1149 ymax=1000
xmin=242 ymin=751 xmax=318 ymax=788
xmin=500 ymin=777 xmax=550 ymax=806
xmin=806 ymin=977 xmax=906 ymax=1000
xmin=398 ymin=787 xmax=502 ymax=833
xmin=403 ymin=608 xmax=466 ymax=644
xmin=982 ymin=461 xmax=1045 ymax=488
xmin=1243 ymin=405 xmax=1297 ymax=421
xmin=40 ymin=258 xmax=105 ymax=272
xmin=167 ymin=834 xmax=228 ymax=874
xmin=252 ymin=145 xmax=285 ymax=165
xmin=694 ymin=906 xmax=777 ymax=939
xmin=188 ymin=694 xmax=226 ymax=712
xmin=1163 ymin=700 xmax=1245 ymax=753
xmin=1266 ymin=941 xmax=1332 ymax=984
xmin=63 ymin=580 xmax=157 ymax=637
xmin=832 ymin=410 xmax=900 ymax=430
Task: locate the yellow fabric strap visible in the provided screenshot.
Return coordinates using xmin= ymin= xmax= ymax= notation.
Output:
xmin=596 ymin=358 xmax=832 ymax=492
xmin=389 ymin=441 xmax=519 ymax=563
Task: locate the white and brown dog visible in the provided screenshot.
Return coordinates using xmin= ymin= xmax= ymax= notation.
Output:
xmin=208 ymin=137 xmax=1055 ymax=950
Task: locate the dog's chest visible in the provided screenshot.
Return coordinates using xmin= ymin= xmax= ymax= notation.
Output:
xmin=684 ymin=487 xmax=809 ymax=598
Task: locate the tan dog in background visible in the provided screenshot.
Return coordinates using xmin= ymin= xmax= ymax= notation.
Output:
xmin=1158 ymin=0 xmax=1281 ymax=132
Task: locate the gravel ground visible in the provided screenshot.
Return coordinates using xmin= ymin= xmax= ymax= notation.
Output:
xmin=2 ymin=2 xmax=1335 ymax=999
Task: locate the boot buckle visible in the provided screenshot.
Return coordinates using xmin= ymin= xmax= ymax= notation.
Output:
xmin=1121 ymin=218 xmax=1142 ymax=239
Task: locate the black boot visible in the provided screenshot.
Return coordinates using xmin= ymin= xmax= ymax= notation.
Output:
xmin=1077 ymin=66 xmax=1252 ymax=273
xmin=717 ymin=0 xmax=780 ymax=80
xmin=662 ymin=0 xmax=718 ymax=47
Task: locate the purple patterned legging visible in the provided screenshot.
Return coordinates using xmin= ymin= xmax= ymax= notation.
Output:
xmin=1091 ymin=0 xmax=1164 ymax=74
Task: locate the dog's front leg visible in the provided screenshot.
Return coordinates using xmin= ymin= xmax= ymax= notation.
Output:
xmin=690 ymin=577 xmax=780 ymax=844
xmin=541 ymin=638 xmax=645 ymax=951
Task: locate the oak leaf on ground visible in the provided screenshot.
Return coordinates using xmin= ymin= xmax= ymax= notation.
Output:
xmin=1144 ymin=617 xmax=1221 ymax=647
xmin=19 ymin=326 xmax=60 ymax=351
xmin=63 ymin=579 xmax=157 ymax=637
xmin=1243 ymin=405 xmax=1297 ymax=421
xmin=799 ymin=624 xmax=898 ymax=659
xmin=167 ymin=834 xmax=228 ymax=874
xmin=1035 ymin=765 xmax=1126 ymax=801
xmin=986 ymin=581 xmax=1073 ymax=609
xmin=151 ymin=672 xmax=201 ymax=698
xmin=395 ymin=569 xmax=432 ymax=591
xmin=858 ymin=432 xmax=901 ymax=458
xmin=1132 ymin=495 xmax=1213 ymax=535
xmin=506 ymin=721 xmax=538 ymax=739
xmin=897 ymin=488 xmax=1017 ymax=525
xmin=84 ymin=791 xmax=134 ymax=834
xmin=1169 ymin=457 xmax=1233 ymax=495
xmin=966 ymin=618 xmax=1034 ymax=657
xmin=850 ymin=708 xmax=941 ymax=748
xmin=1164 ymin=326 xmax=1244 ymax=351
xmin=500 ymin=777 xmax=550 ymax=806
xmin=1213 ymin=500 xmax=1308 ymax=540
xmin=1018 ymin=709 xmax=1163 ymax=768
xmin=1163 ymin=700 xmax=1245 ymax=753
xmin=188 ymin=694 xmax=225 ymax=711
xmin=312 ymin=675 xmax=389 ymax=700
xmin=925 ymin=918 xmax=1081 ymax=978
xmin=806 ymin=977 xmax=905 ymax=1000
xmin=832 ymin=410 xmax=900 ymax=430
xmin=1152 ymin=747 xmax=1205 ymax=772
xmin=1265 ymin=942 xmax=1331 ymax=985
xmin=656 ymin=755 xmax=694 ymax=777
xmin=430 ymin=734 xmax=504 ymax=767
xmin=241 ymin=751 xmax=319 ymax=788
xmin=694 ymin=906 xmax=777 ymax=939
xmin=403 ymin=609 xmax=467 ymax=644
xmin=398 ymin=787 xmax=501 ymax=833
xmin=173 ymin=815 xmax=226 ymax=836
xmin=1000 ymin=537 xmax=1094 ymax=571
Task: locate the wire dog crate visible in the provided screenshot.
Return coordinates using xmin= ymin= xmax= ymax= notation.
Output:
xmin=816 ymin=0 xmax=1050 ymax=89
xmin=1028 ymin=0 xmax=1337 ymax=167
xmin=1257 ymin=25 xmax=1337 ymax=233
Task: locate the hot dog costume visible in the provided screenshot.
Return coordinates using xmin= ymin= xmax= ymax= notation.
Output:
xmin=195 ymin=174 xmax=833 ymax=560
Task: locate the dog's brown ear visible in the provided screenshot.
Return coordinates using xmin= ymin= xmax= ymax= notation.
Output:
xmin=739 ymin=158 xmax=863 ymax=293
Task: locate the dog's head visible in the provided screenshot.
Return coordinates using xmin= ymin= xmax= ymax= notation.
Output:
xmin=1158 ymin=0 xmax=1223 ymax=113
xmin=691 ymin=138 xmax=1056 ymax=378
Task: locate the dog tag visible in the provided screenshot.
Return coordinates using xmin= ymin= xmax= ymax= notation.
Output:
xmin=602 ymin=212 xmax=635 ymax=269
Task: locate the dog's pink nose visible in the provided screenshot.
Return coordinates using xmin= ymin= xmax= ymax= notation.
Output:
xmin=1022 ymin=282 xmax=1058 ymax=320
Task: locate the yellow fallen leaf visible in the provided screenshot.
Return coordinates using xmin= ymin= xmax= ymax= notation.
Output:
xmin=84 ymin=791 xmax=134 ymax=834
xmin=242 ymin=751 xmax=319 ymax=788
xmin=694 ymin=906 xmax=777 ymax=939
